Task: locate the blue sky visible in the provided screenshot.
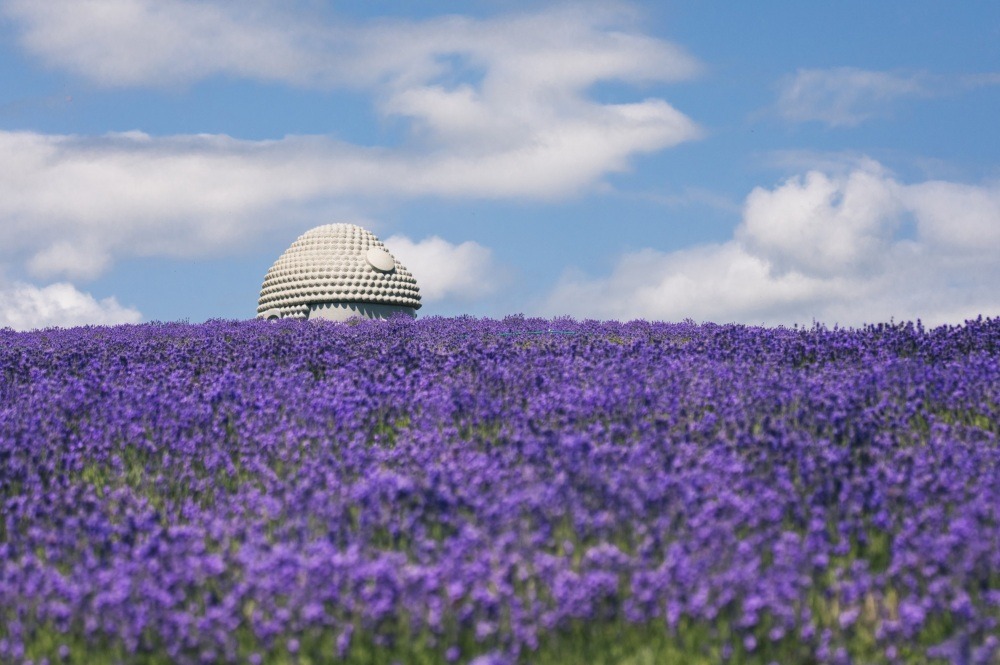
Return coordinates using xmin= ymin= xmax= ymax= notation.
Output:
xmin=1 ymin=1 xmax=998 ymax=329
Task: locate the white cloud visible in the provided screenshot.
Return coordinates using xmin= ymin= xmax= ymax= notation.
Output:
xmin=2 ymin=1 xmax=701 ymax=90
xmin=26 ymin=241 xmax=111 ymax=281
xmin=545 ymin=244 xmax=848 ymax=325
xmin=0 ymin=111 xmax=694 ymax=279
xmin=543 ymin=160 xmax=1000 ymax=327
xmin=902 ymin=180 xmax=1000 ymax=252
xmin=738 ymin=159 xmax=903 ymax=277
xmin=776 ymin=67 xmax=928 ymax=127
xmin=3 ymin=0 xmax=333 ymax=88
xmin=0 ymin=2 xmax=702 ymax=282
xmin=0 ymin=281 xmax=142 ymax=331
xmin=384 ymin=235 xmax=503 ymax=303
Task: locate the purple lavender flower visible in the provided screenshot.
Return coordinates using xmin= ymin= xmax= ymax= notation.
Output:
xmin=0 ymin=316 xmax=997 ymax=662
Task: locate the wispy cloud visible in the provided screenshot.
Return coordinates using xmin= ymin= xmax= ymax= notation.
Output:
xmin=2 ymin=0 xmax=701 ymax=90
xmin=621 ymin=185 xmax=742 ymax=214
xmin=542 ymin=158 xmax=1000 ymax=327
xmin=4 ymin=0 xmax=340 ymax=88
xmin=958 ymin=72 xmax=1000 ymax=88
xmin=775 ymin=66 xmax=1000 ymax=128
xmin=776 ymin=67 xmax=928 ymax=127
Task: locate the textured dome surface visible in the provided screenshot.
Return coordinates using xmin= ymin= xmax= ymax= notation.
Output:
xmin=257 ymin=224 xmax=420 ymax=319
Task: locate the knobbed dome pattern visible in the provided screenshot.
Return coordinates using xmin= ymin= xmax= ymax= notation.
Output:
xmin=257 ymin=224 xmax=421 ymax=319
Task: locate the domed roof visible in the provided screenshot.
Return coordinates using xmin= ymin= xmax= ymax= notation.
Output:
xmin=257 ymin=224 xmax=420 ymax=319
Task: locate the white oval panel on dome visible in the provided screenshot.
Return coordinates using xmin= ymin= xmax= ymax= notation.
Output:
xmin=366 ymin=246 xmax=395 ymax=272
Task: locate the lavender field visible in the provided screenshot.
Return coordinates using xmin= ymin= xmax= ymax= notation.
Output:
xmin=1 ymin=316 xmax=998 ymax=664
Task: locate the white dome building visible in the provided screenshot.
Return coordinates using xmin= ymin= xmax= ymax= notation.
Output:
xmin=257 ymin=224 xmax=421 ymax=321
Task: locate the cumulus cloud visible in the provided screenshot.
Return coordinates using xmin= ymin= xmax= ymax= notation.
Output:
xmin=384 ymin=235 xmax=503 ymax=303
xmin=0 ymin=281 xmax=142 ymax=331
xmin=904 ymin=180 xmax=1000 ymax=252
xmin=738 ymin=159 xmax=902 ymax=276
xmin=543 ymin=160 xmax=1000 ymax=327
xmin=0 ymin=2 xmax=701 ymax=283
